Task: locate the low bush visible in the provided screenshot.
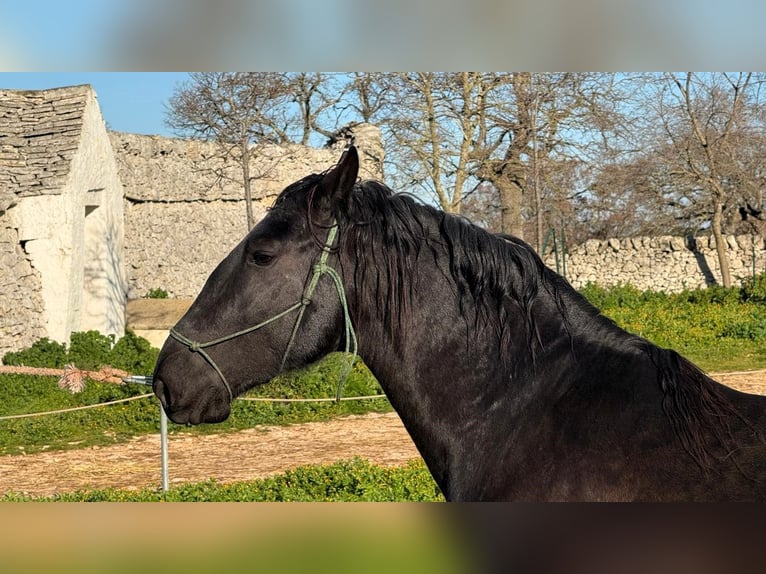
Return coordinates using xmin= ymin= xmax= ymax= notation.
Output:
xmin=580 ymin=279 xmax=766 ymax=370
xmin=2 ymin=337 xmax=68 ymax=369
xmin=3 ymin=330 xmax=159 ymax=375
xmin=1 ymin=458 xmax=442 ymax=502
xmin=743 ymin=271 xmax=766 ymax=303
xmin=145 ymin=288 xmax=168 ymax=299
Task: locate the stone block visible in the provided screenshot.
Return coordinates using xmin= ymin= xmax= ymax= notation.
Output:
xmin=669 ymin=237 xmax=686 ymax=251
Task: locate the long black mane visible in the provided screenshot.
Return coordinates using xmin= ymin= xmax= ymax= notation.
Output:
xmin=317 ymin=178 xmax=750 ymax=474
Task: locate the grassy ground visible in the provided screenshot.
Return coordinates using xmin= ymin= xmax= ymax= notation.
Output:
xmin=0 ymin=353 xmax=390 ymax=456
xmin=580 ymin=282 xmax=766 ymax=371
xmin=0 ymin=458 xmax=442 ymax=502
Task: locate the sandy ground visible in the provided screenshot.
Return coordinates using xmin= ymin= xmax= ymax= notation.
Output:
xmin=0 ymin=370 xmax=763 ymax=497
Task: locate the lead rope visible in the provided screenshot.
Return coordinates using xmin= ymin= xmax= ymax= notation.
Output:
xmin=169 ymin=223 xmax=358 ymax=403
xmin=280 ymin=224 xmax=358 ymax=400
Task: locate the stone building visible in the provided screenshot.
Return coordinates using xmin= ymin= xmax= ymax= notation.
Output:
xmin=0 ymin=85 xmax=126 ymax=357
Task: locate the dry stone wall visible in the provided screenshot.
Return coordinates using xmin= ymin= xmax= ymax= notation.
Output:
xmin=551 ymin=234 xmax=766 ymax=292
xmin=125 ymin=201 xmax=269 ymax=298
xmin=0 ymin=221 xmax=45 ymax=357
xmin=112 ymin=124 xmax=384 ymax=298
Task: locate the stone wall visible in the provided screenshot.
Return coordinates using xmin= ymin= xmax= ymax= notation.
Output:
xmin=112 ymin=125 xmax=384 ymax=298
xmin=550 ymin=234 xmax=766 ymax=292
xmin=0 ymin=220 xmax=45 ymax=357
xmin=124 ymin=201 xmax=269 ymax=298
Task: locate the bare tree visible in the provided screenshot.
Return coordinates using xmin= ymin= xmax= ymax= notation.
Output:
xmin=472 ymin=73 xmax=622 ymax=244
xmin=165 ymin=72 xmax=294 ymax=230
xmin=651 ymin=73 xmax=760 ymax=287
xmin=378 ymin=73 xmax=502 ymax=214
xmin=287 ymin=72 xmax=345 ymax=144
xmin=342 ymin=72 xmax=393 ymax=123
xmin=360 ymin=73 xmax=621 ymax=247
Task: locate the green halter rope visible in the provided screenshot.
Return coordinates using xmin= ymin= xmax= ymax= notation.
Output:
xmin=169 ymin=223 xmax=358 ymax=402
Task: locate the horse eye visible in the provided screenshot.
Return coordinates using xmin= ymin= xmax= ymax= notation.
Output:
xmin=250 ymin=251 xmax=275 ymax=267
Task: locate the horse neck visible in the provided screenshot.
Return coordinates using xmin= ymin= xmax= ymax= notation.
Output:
xmin=341 ymin=237 xmax=575 ymax=495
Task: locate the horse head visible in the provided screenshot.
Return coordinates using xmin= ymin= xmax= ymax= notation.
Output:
xmin=152 ymin=147 xmax=359 ymax=424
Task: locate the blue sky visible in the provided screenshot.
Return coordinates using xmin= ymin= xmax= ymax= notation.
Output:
xmin=0 ymin=73 xmax=188 ymax=137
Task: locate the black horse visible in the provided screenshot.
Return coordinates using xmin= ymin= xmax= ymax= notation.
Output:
xmin=153 ymin=146 xmax=766 ymax=501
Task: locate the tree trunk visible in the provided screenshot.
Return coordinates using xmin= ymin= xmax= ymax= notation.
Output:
xmin=476 ymin=157 xmax=526 ymax=238
xmin=532 ymin=144 xmax=543 ymax=250
xmin=241 ymin=140 xmax=255 ymax=231
xmin=711 ymin=194 xmax=732 ymax=288
xmin=496 ymin=173 xmax=525 ymax=238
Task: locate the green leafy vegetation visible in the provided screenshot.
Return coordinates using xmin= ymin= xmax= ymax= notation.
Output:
xmin=743 ymin=271 xmax=766 ymax=303
xmin=145 ymin=288 xmax=169 ymax=299
xmin=3 ymin=330 xmax=159 ymax=374
xmin=1 ymin=458 xmax=442 ymax=502
xmin=2 ymin=337 xmax=68 ymax=369
xmin=0 ymin=331 xmax=389 ymax=456
xmin=580 ymin=274 xmax=766 ymax=371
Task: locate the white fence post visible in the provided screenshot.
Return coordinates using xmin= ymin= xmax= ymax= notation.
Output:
xmin=160 ymin=404 xmax=169 ymax=492
xmin=123 ymin=375 xmax=169 ymax=493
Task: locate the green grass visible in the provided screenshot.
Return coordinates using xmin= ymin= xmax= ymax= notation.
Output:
xmin=0 ymin=353 xmax=390 ymax=457
xmin=580 ymin=281 xmax=766 ymax=372
xmin=0 ymin=458 xmax=442 ymax=502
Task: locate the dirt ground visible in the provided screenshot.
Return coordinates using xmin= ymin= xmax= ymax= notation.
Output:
xmin=0 ymin=370 xmax=764 ymax=497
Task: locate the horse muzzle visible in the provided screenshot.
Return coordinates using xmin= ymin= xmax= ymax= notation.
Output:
xmin=153 ymin=342 xmax=232 ymax=425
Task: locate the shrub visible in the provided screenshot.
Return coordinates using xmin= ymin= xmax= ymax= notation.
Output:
xmin=743 ymin=272 xmax=766 ymax=303
xmin=146 ymin=288 xmax=168 ymax=299
xmin=681 ymin=284 xmax=742 ymax=306
xmin=2 ymin=337 xmax=68 ymax=368
xmin=3 ymin=330 xmax=159 ymax=374
xmin=110 ymin=330 xmax=160 ymax=374
xmin=67 ymin=331 xmax=116 ymax=370
xmin=579 ymin=282 xmax=667 ymax=310
xmin=719 ymin=313 xmax=766 ymax=341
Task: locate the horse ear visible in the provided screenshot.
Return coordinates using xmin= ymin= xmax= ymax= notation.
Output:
xmin=317 ymin=146 xmax=359 ymax=217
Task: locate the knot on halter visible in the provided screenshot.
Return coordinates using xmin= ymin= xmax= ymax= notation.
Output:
xmin=313 ymin=263 xmax=327 ymax=275
xmin=301 ymin=296 xmax=312 ymax=306
xmin=189 ymin=341 xmax=201 ymax=352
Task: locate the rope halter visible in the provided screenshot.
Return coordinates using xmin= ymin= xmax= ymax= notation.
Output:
xmin=168 ymin=222 xmax=358 ymax=402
